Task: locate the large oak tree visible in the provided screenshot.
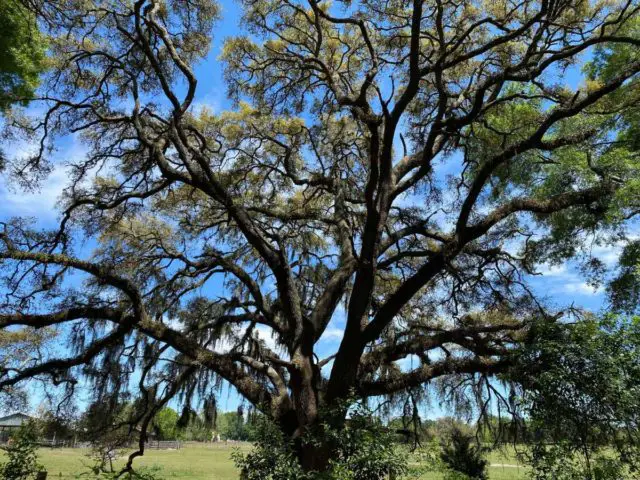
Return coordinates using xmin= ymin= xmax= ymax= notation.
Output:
xmin=1 ymin=0 xmax=640 ymax=472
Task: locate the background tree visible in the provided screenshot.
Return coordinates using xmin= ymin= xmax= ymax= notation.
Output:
xmin=219 ymin=408 xmax=253 ymax=441
xmin=440 ymin=427 xmax=488 ymax=480
xmin=177 ymin=410 xmax=215 ymax=442
xmin=513 ymin=314 xmax=640 ymax=478
xmin=151 ymin=407 xmax=179 ymax=441
xmin=37 ymin=408 xmax=77 ymax=443
xmin=78 ymin=401 xmax=139 ymax=474
xmin=1 ymin=0 xmax=640 ymax=473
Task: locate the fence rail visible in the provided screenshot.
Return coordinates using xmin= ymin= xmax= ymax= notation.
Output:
xmin=144 ymin=440 xmax=182 ymax=449
xmin=1 ymin=438 xmax=182 ymax=450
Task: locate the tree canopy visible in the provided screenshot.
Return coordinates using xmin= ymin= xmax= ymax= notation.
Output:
xmin=1 ymin=0 xmax=640 ymax=473
xmin=0 ymin=0 xmax=46 ymax=111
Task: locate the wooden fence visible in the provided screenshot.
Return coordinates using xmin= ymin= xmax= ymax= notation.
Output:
xmin=144 ymin=440 xmax=182 ymax=449
xmin=11 ymin=439 xmax=182 ymax=449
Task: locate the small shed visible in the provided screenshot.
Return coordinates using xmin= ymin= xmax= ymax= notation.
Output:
xmin=0 ymin=413 xmax=33 ymax=432
xmin=0 ymin=413 xmax=33 ymax=442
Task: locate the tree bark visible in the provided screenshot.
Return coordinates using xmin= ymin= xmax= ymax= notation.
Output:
xmin=298 ymin=440 xmax=332 ymax=472
xmin=284 ymin=347 xmax=345 ymax=473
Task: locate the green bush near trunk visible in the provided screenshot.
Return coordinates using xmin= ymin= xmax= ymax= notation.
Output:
xmin=233 ymin=404 xmax=408 ymax=479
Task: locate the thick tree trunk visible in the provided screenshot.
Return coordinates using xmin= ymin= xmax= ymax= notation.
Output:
xmin=283 ymin=348 xmax=346 ymax=473
xmin=298 ymin=440 xmax=332 ymax=472
xmin=286 ymin=401 xmax=349 ymax=473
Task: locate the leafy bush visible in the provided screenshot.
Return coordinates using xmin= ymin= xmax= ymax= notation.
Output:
xmin=232 ymin=419 xmax=307 ymax=480
xmin=406 ymin=438 xmax=446 ymax=478
xmin=0 ymin=422 xmax=43 ymax=480
xmin=319 ymin=404 xmax=408 ymax=480
xmin=440 ymin=427 xmax=488 ymax=480
xmin=530 ymin=443 xmax=630 ymax=480
xmin=233 ymin=404 xmax=408 ymax=480
xmin=515 ymin=315 xmax=640 ymax=478
xmin=84 ymin=430 xmax=132 ymax=474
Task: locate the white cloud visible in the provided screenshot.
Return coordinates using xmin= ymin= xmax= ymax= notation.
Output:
xmin=318 ymin=327 xmax=344 ymax=344
xmin=189 ymin=92 xmax=221 ymax=116
xmin=0 ymin=165 xmax=69 ymax=220
xmin=1 ymin=136 xmax=90 ymax=222
xmin=537 ymin=263 xmax=568 ymax=277
xmin=319 ymin=358 xmax=334 ymax=376
xmin=254 ymin=325 xmax=279 ymax=352
xmin=593 ymin=248 xmax=620 ymax=266
xmin=531 ymin=262 xmax=604 ymax=300
xmin=395 ymin=355 xmax=420 ymax=372
xmin=563 ymin=282 xmax=602 ymax=296
xmin=587 ymin=235 xmax=640 ymax=267
xmin=163 ymin=315 xmax=184 ymax=331
xmin=316 ymin=312 xmax=346 ymax=346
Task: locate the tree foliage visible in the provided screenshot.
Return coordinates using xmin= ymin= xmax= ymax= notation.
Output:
xmin=514 ymin=315 xmax=640 ymax=478
xmin=1 ymin=0 xmax=640 ymax=473
xmin=234 ymin=404 xmax=407 ymax=480
xmin=440 ymin=428 xmax=488 ymax=480
xmin=151 ymin=407 xmax=179 ymax=440
xmin=0 ymin=0 xmax=46 ymax=111
xmin=0 ymin=422 xmax=43 ymax=480
xmin=219 ymin=408 xmax=258 ymax=441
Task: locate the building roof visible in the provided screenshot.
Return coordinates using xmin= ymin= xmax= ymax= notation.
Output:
xmin=0 ymin=413 xmax=33 ymax=427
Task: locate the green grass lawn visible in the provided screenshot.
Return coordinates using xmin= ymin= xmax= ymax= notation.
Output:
xmin=1 ymin=443 xmax=528 ymax=479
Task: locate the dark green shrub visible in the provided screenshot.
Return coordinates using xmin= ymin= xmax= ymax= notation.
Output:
xmin=319 ymin=404 xmax=407 ymax=480
xmin=0 ymin=422 xmax=43 ymax=480
xmin=231 ymin=419 xmax=307 ymax=480
xmin=440 ymin=427 xmax=488 ymax=480
xmin=232 ymin=403 xmax=408 ymax=480
xmin=529 ymin=443 xmax=630 ymax=480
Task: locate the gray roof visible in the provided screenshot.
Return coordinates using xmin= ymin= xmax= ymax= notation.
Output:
xmin=0 ymin=413 xmax=32 ymax=427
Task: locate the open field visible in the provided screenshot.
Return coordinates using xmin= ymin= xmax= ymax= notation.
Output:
xmin=0 ymin=443 xmax=529 ymax=479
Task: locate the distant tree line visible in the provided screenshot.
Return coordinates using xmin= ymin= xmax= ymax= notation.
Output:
xmin=29 ymin=402 xmax=262 ymax=444
xmin=28 ymin=403 xmax=637 ymax=447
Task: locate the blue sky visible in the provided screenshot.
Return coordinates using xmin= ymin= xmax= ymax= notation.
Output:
xmin=0 ymin=0 xmax=627 ymax=419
